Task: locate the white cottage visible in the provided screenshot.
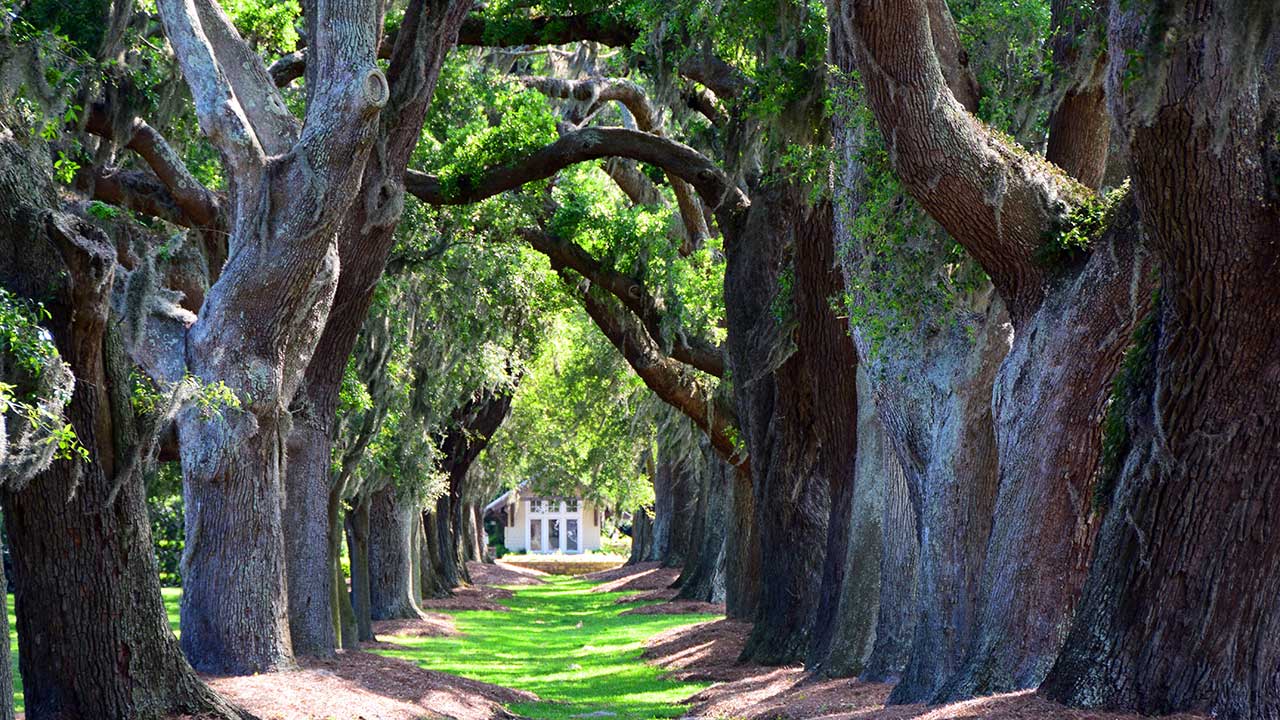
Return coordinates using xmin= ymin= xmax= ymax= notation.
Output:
xmin=483 ymin=486 xmax=603 ymax=554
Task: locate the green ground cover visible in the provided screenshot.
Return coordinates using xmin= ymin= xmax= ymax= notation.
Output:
xmin=9 ymin=582 xmax=710 ymax=719
xmin=374 ymin=576 xmax=718 ymax=720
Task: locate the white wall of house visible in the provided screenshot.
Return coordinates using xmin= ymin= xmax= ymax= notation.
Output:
xmin=500 ymin=490 xmax=602 ymax=553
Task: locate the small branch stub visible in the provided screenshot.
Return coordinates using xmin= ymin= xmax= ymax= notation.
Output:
xmin=364 ymin=68 xmax=390 ymax=109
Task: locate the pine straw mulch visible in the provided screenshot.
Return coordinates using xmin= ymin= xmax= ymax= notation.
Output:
xmin=370 ymin=613 xmax=459 ymax=639
xmin=585 ymin=561 xmax=679 ymax=593
xmin=643 ymin=619 xmax=1210 ymax=720
xmin=200 ymin=650 xmax=534 ymax=720
xmin=469 ymin=560 xmax=549 ymax=586
xmin=585 ymin=562 xmax=725 ymax=615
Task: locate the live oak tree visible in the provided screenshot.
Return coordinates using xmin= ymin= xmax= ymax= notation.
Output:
xmin=833 ymin=0 xmax=1280 ymax=716
xmin=0 ymin=82 xmax=249 ymax=720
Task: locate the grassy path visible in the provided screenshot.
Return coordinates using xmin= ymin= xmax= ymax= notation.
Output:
xmin=373 ymin=576 xmax=718 ymax=720
xmin=9 ymin=580 xmax=713 ymax=719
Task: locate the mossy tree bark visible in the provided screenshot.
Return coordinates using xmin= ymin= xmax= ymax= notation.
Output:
xmin=153 ymin=0 xmax=390 ymax=674
xmin=367 ymin=485 xmax=424 ymax=621
xmin=1042 ymin=6 xmax=1280 ymax=718
xmin=0 ymin=130 xmax=246 ymax=719
xmin=835 ymin=0 xmax=1158 ymax=701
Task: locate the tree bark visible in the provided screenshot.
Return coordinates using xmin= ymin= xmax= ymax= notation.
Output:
xmin=627 ymin=507 xmax=654 ymax=565
xmin=0 ymin=535 xmax=9 ymax=720
xmin=420 ymin=509 xmax=451 ymax=599
xmin=159 ymin=0 xmax=389 ymax=674
xmin=281 ymin=0 xmax=471 ymax=659
xmin=938 ymin=203 xmax=1154 ymax=701
xmin=346 ymin=495 xmax=374 ymax=641
xmin=789 ymin=186 xmax=861 ymax=675
xmin=1043 ymin=0 xmax=1109 ymax=191
xmin=647 ymin=456 xmax=674 ymax=563
xmin=723 ymin=467 xmax=760 ymax=620
xmin=0 ymin=133 xmax=245 ymax=718
xmin=674 ymin=445 xmax=729 ymax=602
xmin=1042 ymin=7 xmax=1280 ymax=718
xmin=284 ymin=422 xmax=335 ymax=657
xmin=809 ymin=368 xmax=886 ymax=678
xmin=367 ymin=485 xmax=424 ymax=620
xmin=433 ymin=496 xmax=462 ymax=588
xmin=861 ymin=409 xmax=918 ymax=683
xmin=725 ymin=186 xmax=838 ymax=666
xmin=834 ymin=0 xmax=1157 ymax=703
xmin=663 ymin=458 xmax=698 ymax=568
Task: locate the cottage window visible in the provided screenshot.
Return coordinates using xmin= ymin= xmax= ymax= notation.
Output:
xmin=530 ymin=499 xmax=544 ymax=513
xmin=565 ymin=498 xmax=578 ymax=512
xmin=529 ymin=519 xmax=542 ymax=551
xmin=566 ymin=519 xmax=579 ymax=552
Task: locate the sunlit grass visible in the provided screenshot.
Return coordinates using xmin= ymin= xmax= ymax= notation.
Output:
xmin=10 ymin=581 xmax=711 ymax=719
xmin=373 ymin=576 xmax=718 ymax=720
xmin=8 ymin=588 xmax=182 ymax=713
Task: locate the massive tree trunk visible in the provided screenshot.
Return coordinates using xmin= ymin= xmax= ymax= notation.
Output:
xmin=157 ymin=0 xmax=389 ymax=674
xmin=367 ymin=485 xmax=424 ymax=620
xmin=3 ymin=358 xmax=244 ymax=720
xmin=663 ymin=457 xmax=698 ymax=568
xmin=627 ymin=507 xmax=654 ymax=565
xmin=791 ymin=188 xmax=861 ymax=675
xmin=827 ymin=3 xmax=1008 ymax=699
xmin=833 ymin=0 xmax=1163 ymax=702
xmin=809 ymin=368 xmax=889 ymax=677
xmin=725 ymin=186 xmax=838 ymax=666
xmin=346 ymin=495 xmax=374 ymax=642
xmin=723 ymin=467 xmax=760 ymax=621
xmin=0 ymin=132 xmax=244 ymax=719
xmin=939 ymin=204 xmax=1154 ymax=701
xmin=675 ymin=443 xmax=729 ymax=603
xmin=1042 ymin=7 xmax=1280 ymax=719
xmin=281 ymin=0 xmax=471 ymax=658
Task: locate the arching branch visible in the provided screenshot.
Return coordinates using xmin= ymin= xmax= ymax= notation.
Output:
xmin=520 ymin=75 xmax=712 ymax=254
xmin=520 ymin=227 xmax=725 ymax=377
xmin=404 ymin=127 xmax=748 ymax=218
xmin=838 ymin=0 xmax=1089 ymax=323
xmin=557 ymin=267 xmax=744 ymax=469
xmin=84 ymin=103 xmax=222 ymax=227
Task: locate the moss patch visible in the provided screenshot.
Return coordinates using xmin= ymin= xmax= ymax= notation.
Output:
xmin=1037 ymin=181 xmax=1131 ymax=269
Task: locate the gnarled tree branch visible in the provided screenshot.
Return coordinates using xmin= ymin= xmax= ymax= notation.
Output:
xmin=841 ymin=0 xmax=1088 ymax=323
xmin=520 ymin=227 xmax=724 ymax=377
xmin=404 ymin=126 xmax=747 ymax=217
xmin=84 ymin=103 xmax=222 ymax=227
xmin=556 ymin=267 xmax=744 ymax=469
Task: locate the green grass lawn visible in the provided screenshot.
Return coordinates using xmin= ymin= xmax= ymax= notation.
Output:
xmin=7 ymin=588 xmax=183 ymax=714
xmin=9 ymin=581 xmax=712 ymax=719
xmin=374 ymin=576 xmax=718 ymax=720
